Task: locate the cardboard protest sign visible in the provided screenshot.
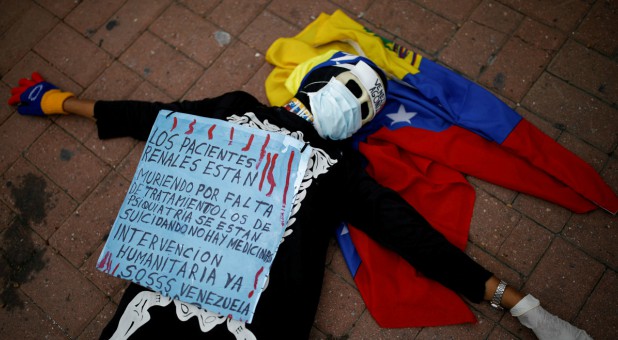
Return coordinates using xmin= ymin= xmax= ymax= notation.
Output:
xmin=97 ymin=110 xmax=311 ymax=322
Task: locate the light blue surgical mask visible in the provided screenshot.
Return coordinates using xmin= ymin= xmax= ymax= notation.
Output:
xmin=308 ymin=77 xmax=362 ymax=140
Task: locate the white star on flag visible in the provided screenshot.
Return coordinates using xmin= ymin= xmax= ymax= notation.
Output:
xmin=340 ymin=225 xmax=350 ymax=236
xmin=387 ymin=104 xmax=417 ymax=126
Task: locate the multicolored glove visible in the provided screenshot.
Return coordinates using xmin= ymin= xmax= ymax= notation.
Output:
xmin=7 ymin=72 xmax=75 ymax=116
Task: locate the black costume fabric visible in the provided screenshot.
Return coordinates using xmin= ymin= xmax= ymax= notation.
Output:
xmin=95 ymin=91 xmax=492 ymax=339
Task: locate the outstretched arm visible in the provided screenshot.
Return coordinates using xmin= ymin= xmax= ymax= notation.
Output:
xmin=8 ymin=72 xmax=264 ymax=142
xmin=7 ymin=72 xmax=93 ymax=117
xmin=8 ymin=72 xmax=180 ymax=141
xmin=63 ymin=97 xmax=95 ymax=118
xmin=341 ymin=155 xmax=591 ymax=339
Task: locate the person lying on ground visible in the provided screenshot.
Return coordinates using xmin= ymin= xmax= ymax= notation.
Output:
xmin=8 ymin=62 xmax=592 ymax=340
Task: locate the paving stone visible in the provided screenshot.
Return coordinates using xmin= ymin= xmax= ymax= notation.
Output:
xmin=78 ymin=300 xmax=118 ymax=340
xmin=81 ymin=242 xmax=127 ymax=297
xmin=558 ymin=132 xmax=609 ymax=173
xmin=0 ymin=223 xmax=49 ymax=320
xmin=365 ymin=0 xmax=456 ymax=55
xmin=516 ymin=107 xmax=561 ymax=140
xmin=241 ymin=62 xmax=274 ymax=105
xmin=416 ymin=0 xmax=481 ymax=24
xmin=0 ymin=113 xmax=50 ymax=175
xmin=150 ymin=3 xmax=227 ymax=68
xmin=497 ymin=216 xmax=553 ymax=275
xmin=512 ymin=194 xmax=571 ymax=233
xmin=331 ymin=0 xmax=373 ymax=14
xmin=0 ymin=157 xmax=76 ymax=240
xmin=416 ymin=309 xmax=494 ymax=339
xmin=90 ymin=0 xmax=172 ymax=57
xmin=573 ymin=0 xmax=618 ymax=57
xmin=0 ymin=83 xmax=13 ymax=124
xmin=184 ymin=41 xmax=263 ymax=99
xmin=522 ymin=72 xmax=618 ymax=153
xmin=86 ymin=135 xmax=137 ymax=168
xmin=64 ymin=0 xmax=126 ymax=37
xmin=120 ymin=31 xmax=204 ymax=99
xmin=308 ymin=326 xmax=328 ymax=340
xmin=470 ymin=0 xmax=523 ymax=34
xmin=469 ymin=189 xmax=521 ymax=254
xmin=49 ymin=172 xmax=128 ymax=267
xmin=467 ymin=177 xmax=518 ymax=206
xmin=358 ymin=18 xmax=398 ymax=43
xmin=128 ymin=81 xmax=174 ymax=102
xmin=2 ymin=51 xmax=83 ymax=96
xmin=20 ymin=249 xmax=108 ymax=338
xmin=0 ymin=200 xmax=14 ymax=234
xmin=515 ymin=17 xmax=566 ymax=51
xmin=117 ymin=142 xmax=146 ymax=181
xmin=487 ymin=324 xmax=525 ymax=339
xmin=479 ymin=34 xmax=552 ymax=102
xmin=129 ymin=81 xmax=173 ymax=103
xmin=0 ymin=0 xmax=32 ymax=35
xmin=112 ymin=281 xmax=130 ymax=305
xmin=313 ymin=269 xmax=364 ymax=337
xmin=177 ymin=0 xmax=220 ymax=16
xmin=467 ymin=242 xmax=523 ymax=287
xmin=326 ymin=242 xmax=355 ymax=286
xmin=0 ymin=212 xmax=48 ymax=270
xmin=25 ymin=124 xmax=111 ymax=201
xmin=499 ymin=311 xmax=537 ymax=340
xmin=347 ymin=309 xmax=421 ymax=339
xmin=208 ymin=0 xmax=270 ymax=35
xmin=0 ymin=253 xmax=9 ymax=293
xmin=54 ymin=113 xmax=98 ymax=143
xmin=82 ymin=61 xmax=143 ymax=101
xmin=239 ymin=10 xmax=300 ymax=55
xmin=35 ymin=0 xmax=79 ymax=18
xmin=497 ymin=0 xmax=592 ymax=32
xmin=0 ymin=288 xmax=68 ymax=339
xmin=563 ymin=209 xmax=617 ymax=269
xmin=267 ymin=0 xmax=340 ymax=29
xmin=439 ymin=21 xmax=506 ymax=80
xmin=34 ymin=23 xmax=113 ymax=88
xmin=575 ymin=269 xmax=618 ymax=340
xmin=479 ymin=17 xmax=565 ymax=102
xmin=601 ymin=156 xmax=618 ymax=194
xmin=549 ymin=39 xmax=618 ymax=106
xmin=523 ymin=238 xmax=604 ymax=320
xmin=0 ymin=4 xmax=58 ymax=75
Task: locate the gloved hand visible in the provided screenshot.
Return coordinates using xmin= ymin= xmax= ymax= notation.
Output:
xmin=8 ymin=72 xmax=74 ymax=116
xmin=511 ymin=295 xmax=593 ymax=340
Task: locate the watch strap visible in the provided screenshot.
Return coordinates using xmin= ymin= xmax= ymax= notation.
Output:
xmin=490 ymin=280 xmax=508 ymax=310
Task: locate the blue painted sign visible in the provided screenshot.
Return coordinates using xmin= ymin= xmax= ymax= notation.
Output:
xmin=97 ymin=110 xmax=311 ymax=322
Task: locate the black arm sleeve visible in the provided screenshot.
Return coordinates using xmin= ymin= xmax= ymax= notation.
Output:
xmin=340 ymin=153 xmax=492 ymax=303
xmin=94 ymin=91 xmax=264 ymax=141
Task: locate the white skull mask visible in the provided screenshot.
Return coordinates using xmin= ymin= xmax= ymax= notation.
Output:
xmin=333 ymin=60 xmax=386 ymax=125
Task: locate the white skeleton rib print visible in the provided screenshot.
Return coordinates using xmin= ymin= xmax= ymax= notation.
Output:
xmin=109 ymin=291 xmax=256 ymax=340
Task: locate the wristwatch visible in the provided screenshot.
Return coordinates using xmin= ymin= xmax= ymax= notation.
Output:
xmin=490 ymin=280 xmax=507 ymax=310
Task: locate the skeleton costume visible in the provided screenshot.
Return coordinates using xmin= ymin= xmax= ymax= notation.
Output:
xmin=7 ymin=52 xmax=593 ymax=339
xmin=95 ymin=57 xmax=493 ymax=339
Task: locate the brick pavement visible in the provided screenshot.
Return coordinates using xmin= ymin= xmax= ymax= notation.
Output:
xmin=0 ymin=0 xmax=616 ymax=339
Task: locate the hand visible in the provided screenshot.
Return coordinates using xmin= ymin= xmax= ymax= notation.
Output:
xmin=8 ymin=72 xmax=72 ymax=116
